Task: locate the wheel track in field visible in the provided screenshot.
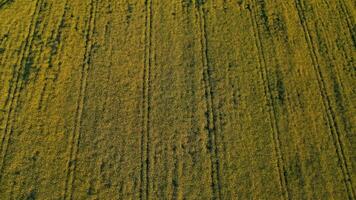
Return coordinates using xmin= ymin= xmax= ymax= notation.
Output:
xmin=317 ymin=1 xmax=354 ymax=86
xmin=1 ymin=0 xmax=39 ymax=116
xmin=37 ymin=0 xmax=69 ymax=113
xmin=249 ymin=1 xmax=290 ymax=199
xmin=140 ymin=0 xmax=153 ymax=199
xmin=171 ymin=2 xmax=180 ymax=199
xmin=0 ymin=30 xmax=11 ymax=95
xmin=1 ymin=0 xmax=44 ymax=114
xmin=0 ymin=0 xmax=12 ymax=9
xmin=3 ymin=1 xmax=61 ymax=192
xmin=319 ymin=0 xmax=355 ymax=80
xmin=295 ymin=0 xmax=355 ymax=199
xmin=310 ymin=1 xmax=354 ymax=140
xmin=196 ymin=3 xmax=222 ymax=200
xmin=0 ymin=0 xmax=43 ymax=181
xmin=0 ymin=30 xmax=10 ymax=66
xmin=62 ymin=0 xmax=98 ymax=199
xmin=338 ymin=0 xmax=356 ymax=46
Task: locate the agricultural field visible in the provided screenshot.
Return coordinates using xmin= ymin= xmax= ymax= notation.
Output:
xmin=0 ymin=0 xmax=355 ymax=199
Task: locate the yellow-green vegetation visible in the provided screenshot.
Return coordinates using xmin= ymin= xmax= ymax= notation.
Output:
xmin=0 ymin=0 xmax=355 ymax=199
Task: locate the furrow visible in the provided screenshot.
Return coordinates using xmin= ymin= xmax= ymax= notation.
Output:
xmin=196 ymin=4 xmax=222 ymax=200
xmin=294 ymin=0 xmax=355 ymax=199
xmin=62 ymin=0 xmax=98 ymax=199
xmin=249 ymin=1 xmax=290 ymax=199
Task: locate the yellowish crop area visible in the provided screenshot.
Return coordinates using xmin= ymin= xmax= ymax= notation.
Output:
xmin=0 ymin=0 xmax=355 ymax=199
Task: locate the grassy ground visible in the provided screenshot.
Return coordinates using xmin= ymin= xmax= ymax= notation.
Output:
xmin=0 ymin=0 xmax=355 ymax=199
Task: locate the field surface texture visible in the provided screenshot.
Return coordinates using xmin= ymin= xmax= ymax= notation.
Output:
xmin=0 ymin=0 xmax=355 ymax=199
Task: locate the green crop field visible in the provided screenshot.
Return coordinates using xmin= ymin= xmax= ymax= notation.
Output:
xmin=0 ymin=0 xmax=355 ymax=199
